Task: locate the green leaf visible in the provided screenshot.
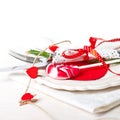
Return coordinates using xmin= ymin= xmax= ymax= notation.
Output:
xmin=28 ymin=49 xmax=51 ymax=59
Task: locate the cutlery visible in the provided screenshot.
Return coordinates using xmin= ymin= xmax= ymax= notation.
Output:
xmin=0 ymin=62 xmax=48 ymax=72
xmin=8 ymin=49 xmax=44 ymax=63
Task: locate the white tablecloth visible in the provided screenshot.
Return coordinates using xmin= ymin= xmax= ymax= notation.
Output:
xmin=0 ymin=55 xmax=120 ymax=120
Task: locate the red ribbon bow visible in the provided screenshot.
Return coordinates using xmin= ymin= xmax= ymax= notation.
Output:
xmin=62 ymin=37 xmax=120 ymax=76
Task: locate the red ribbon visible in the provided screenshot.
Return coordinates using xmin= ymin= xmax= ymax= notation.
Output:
xmin=62 ymin=37 xmax=120 ymax=76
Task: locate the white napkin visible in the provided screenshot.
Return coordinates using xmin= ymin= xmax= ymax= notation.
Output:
xmin=33 ymin=82 xmax=120 ymax=113
xmin=9 ymin=69 xmax=120 ymax=114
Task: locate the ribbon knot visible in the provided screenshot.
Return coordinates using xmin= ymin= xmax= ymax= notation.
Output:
xmin=83 ymin=45 xmax=91 ymax=61
xmin=62 ymin=37 xmax=97 ymax=60
xmin=62 ymin=37 xmax=120 ymax=76
xmin=83 ymin=45 xmax=91 ymax=51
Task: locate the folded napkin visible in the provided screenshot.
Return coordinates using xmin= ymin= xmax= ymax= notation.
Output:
xmin=9 ymin=70 xmax=120 ymax=114
xmin=32 ymin=65 xmax=120 ymax=113
xmin=33 ymin=82 xmax=120 ymax=113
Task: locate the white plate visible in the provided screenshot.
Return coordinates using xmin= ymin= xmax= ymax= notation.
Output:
xmin=36 ymin=64 xmax=120 ymax=91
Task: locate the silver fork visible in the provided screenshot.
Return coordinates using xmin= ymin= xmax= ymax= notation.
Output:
xmin=8 ymin=49 xmax=42 ymax=63
xmin=0 ymin=50 xmax=49 ymax=72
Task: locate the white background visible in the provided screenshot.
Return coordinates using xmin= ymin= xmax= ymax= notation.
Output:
xmin=0 ymin=1 xmax=120 ymax=120
xmin=0 ymin=0 xmax=120 ymax=64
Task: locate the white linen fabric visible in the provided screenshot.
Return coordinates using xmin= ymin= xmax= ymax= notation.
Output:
xmin=33 ymin=81 xmax=120 ymax=113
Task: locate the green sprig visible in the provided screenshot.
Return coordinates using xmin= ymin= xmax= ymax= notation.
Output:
xmin=28 ymin=49 xmax=51 ymax=59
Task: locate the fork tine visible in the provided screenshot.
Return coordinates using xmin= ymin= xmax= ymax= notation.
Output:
xmin=8 ymin=49 xmax=41 ymax=63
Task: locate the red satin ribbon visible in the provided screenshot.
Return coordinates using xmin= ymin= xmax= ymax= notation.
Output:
xmin=62 ymin=37 xmax=120 ymax=76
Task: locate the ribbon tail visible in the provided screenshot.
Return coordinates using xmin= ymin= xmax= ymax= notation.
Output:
xmin=108 ymin=68 xmax=120 ymax=76
xmin=90 ymin=49 xmax=120 ymax=76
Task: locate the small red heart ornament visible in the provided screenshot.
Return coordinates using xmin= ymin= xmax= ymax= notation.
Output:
xmin=21 ymin=93 xmax=34 ymax=101
xmin=49 ymin=45 xmax=58 ymax=52
xmin=26 ymin=66 xmax=38 ymax=79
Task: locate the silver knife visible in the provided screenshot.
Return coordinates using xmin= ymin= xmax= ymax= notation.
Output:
xmin=0 ymin=62 xmax=48 ymax=72
xmin=0 ymin=49 xmax=49 ymax=72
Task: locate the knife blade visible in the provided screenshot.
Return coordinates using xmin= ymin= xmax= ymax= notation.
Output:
xmin=0 ymin=61 xmax=48 ymax=72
